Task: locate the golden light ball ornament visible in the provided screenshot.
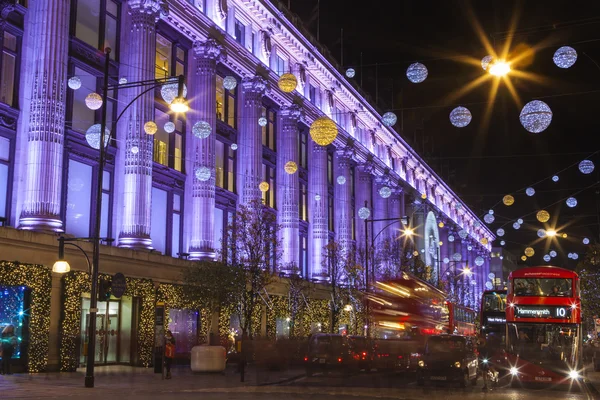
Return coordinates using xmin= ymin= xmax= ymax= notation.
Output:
xmin=503 ymin=195 xmax=515 ymax=206
xmin=421 ymin=193 xmax=427 ymax=199
xmin=284 ymin=161 xmax=298 ymax=175
xmin=259 ymin=181 xmax=270 ymax=192
xmin=480 ymin=237 xmax=488 ymax=245
xmin=521 ymin=255 xmax=527 ymax=261
xmin=524 ymin=247 xmax=535 ymax=257
xmin=413 ymin=250 xmax=419 ymax=257
xmin=562 ymin=233 xmax=568 ymax=238
xmin=278 ymin=73 xmax=298 ymax=93
xmin=309 ymin=116 xmax=338 ymax=146
xmin=536 ymin=210 xmax=550 ymax=223
xmin=438 ymin=222 xmax=444 ymax=228
xmin=144 ymin=121 xmax=158 ymax=135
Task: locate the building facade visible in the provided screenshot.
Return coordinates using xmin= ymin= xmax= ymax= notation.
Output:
xmin=0 ymin=0 xmax=493 ymax=371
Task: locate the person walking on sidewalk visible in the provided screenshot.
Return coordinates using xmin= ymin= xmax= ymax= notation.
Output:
xmin=164 ymin=330 xmax=176 ymax=379
xmin=1 ymin=325 xmax=17 ymax=375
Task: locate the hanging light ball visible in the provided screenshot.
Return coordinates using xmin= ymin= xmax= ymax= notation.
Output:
xmin=526 ymin=187 xmax=535 ymax=196
xmin=572 ymin=253 xmax=579 ymax=260
xmin=448 ymin=235 xmax=455 ymax=242
xmin=192 ymin=121 xmax=211 ymax=139
xmin=119 ymin=77 xmax=128 ymax=85
xmin=259 ymin=181 xmax=270 ymax=192
xmin=406 ymin=62 xmax=428 ymax=83
xmin=278 ymin=73 xmax=298 ymax=93
xmin=553 ymin=46 xmax=577 ymax=69
xmin=439 ymin=241 xmax=443 ymax=246
xmin=358 ymin=207 xmax=371 ymax=220
xmin=130 ymin=146 xmax=139 ymax=155
xmin=520 ymin=100 xmax=552 ymax=133
xmin=562 ymin=232 xmax=568 ymax=238
xmin=552 ymin=175 xmax=559 ymax=182
xmin=194 ymin=166 xmax=211 ymax=182
xmin=500 ymin=240 xmax=506 ymax=246
xmin=481 ymin=55 xmax=493 ymax=70
xmin=488 ymin=209 xmax=494 ymax=215
xmin=503 ymin=195 xmax=515 ymax=206
xmin=484 ymin=214 xmax=495 ymax=224
xmin=485 ymin=281 xmax=493 ymax=290
xmin=164 ymin=121 xmax=175 ymax=133
xmin=449 ymin=106 xmax=472 ymax=128
xmin=85 ymin=92 xmax=103 ymax=110
xmin=524 ymin=247 xmax=535 ymax=257
xmin=315 ymin=194 xmax=321 ymax=201
xmin=284 ymin=161 xmax=298 ymax=175
xmin=496 ymin=228 xmax=505 ymax=237
xmin=438 ymin=222 xmax=445 ymax=228
xmin=480 ymin=237 xmax=489 ymax=245
xmin=231 ymin=143 xmax=238 ymax=151
xmin=583 ymin=237 xmax=590 ymax=245
xmin=85 ymin=124 xmax=110 ymax=150
xmin=579 ymin=159 xmax=595 ymax=174
xmin=421 ymin=192 xmax=427 ymax=200
xmin=550 ymin=250 xmax=557 ymax=257
xmin=443 ymin=257 xmax=450 ymax=264
xmin=566 ymin=197 xmax=578 ymax=208
xmin=258 ymin=116 xmax=268 ymax=127
xmin=458 ymin=229 xmax=468 ymax=239
xmin=537 ymin=229 xmax=546 ymax=238
xmin=513 ymin=222 xmax=521 ymax=230
xmin=453 ymin=253 xmax=462 ymax=262
xmin=382 ymin=112 xmax=397 ymax=127
xmin=144 ymin=121 xmax=158 ymax=135
xmin=521 ymin=255 xmax=527 ymax=261
xmin=346 ymin=68 xmax=356 ymax=78
xmin=223 ymin=76 xmax=237 ymax=90
xmin=517 ymin=218 xmax=524 ymax=224
xmin=337 ymin=176 xmax=346 ymax=185
xmin=310 ymin=117 xmax=338 ymax=146
xmin=68 ymin=76 xmax=82 ymax=90
xmin=475 ymin=256 xmax=485 ymax=267
xmin=414 ymin=250 xmax=420 ymax=257
xmin=543 ymin=254 xmax=551 ymax=262
xmin=467 ymin=245 xmax=473 ymax=251
xmin=160 ymin=81 xmax=187 ymax=104
xmin=536 ymin=210 xmax=550 ymax=223
xmin=379 ymin=186 xmax=392 ymax=198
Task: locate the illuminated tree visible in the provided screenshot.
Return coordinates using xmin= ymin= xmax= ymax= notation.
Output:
xmin=285 ymin=263 xmax=309 ymax=338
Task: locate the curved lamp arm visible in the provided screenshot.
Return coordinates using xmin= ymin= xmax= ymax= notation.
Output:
xmin=64 ymin=242 xmax=92 ymax=274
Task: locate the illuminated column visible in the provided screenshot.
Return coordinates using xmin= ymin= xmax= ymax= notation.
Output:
xmin=237 ymin=77 xmax=266 ymax=206
xmin=389 ymin=190 xmax=402 ymax=238
xmin=17 ymin=0 xmax=70 ymax=231
xmin=355 ymin=166 xmax=373 ymax=261
xmin=373 ymin=179 xmax=390 ymax=250
xmin=118 ymin=0 xmax=161 ymax=249
xmin=277 ymin=105 xmax=301 ymax=271
xmin=334 ymin=150 xmax=352 ymax=255
xmin=308 ymin=142 xmax=328 ymax=280
xmin=186 ymin=39 xmax=223 ymax=260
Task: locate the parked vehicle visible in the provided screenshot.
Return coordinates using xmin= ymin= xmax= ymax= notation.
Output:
xmin=416 ymin=334 xmax=479 ymax=387
xmin=348 ymin=335 xmax=374 ymax=371
xmin=304 ymin=333 xmax=358 ymax=376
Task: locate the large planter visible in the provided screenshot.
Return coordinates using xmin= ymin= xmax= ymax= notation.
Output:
xmin=191 ymin=345 xmax=227 ymax=372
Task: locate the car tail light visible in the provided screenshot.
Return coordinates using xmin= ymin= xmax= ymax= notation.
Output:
xmin=304 ymin=356 xmax=308 ymax=362
xmin=338 ymin=357 xmax=343 ymax=362
xmin=362 ymin=352 xmax=367 ymax=356
xmin=397 ymin=355 xmax=403 ymax=359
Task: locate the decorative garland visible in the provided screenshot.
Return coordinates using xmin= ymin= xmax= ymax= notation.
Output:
xmin=0 ymin=260 xmax=51 ymax=372
xmin=60 ymin=271 xmax=155 ymax=371
xmin=156 ymin=283 xmax=208 ymax=345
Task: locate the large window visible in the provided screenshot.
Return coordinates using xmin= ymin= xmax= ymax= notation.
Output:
xmin=328 ymin=195 xmax=334 ymax=232
xmin=0 ymin=285 xmax=27 ymax=359
xmin=234 ymin=20 xmax=245 ymax=46
xmin=327 ymin=152 xmax=333 ymax=185
xmin=168 ymin=309 xmax=199 ymax=355
xmin=262 ymin=164 xmax=276 ymax=208
xmin=299 ymin=233 xmax=308 ymax=278
xmin=0 ymin=31 xmax=18 ymax=107
xmin=308 ymin=84 xmax=317 ymax=106
xmin=172 ymin=194 xmax=182 ymax=258
xmin=74 ymin=0 xmax=120 ymax=60
xmin=0 ymin=136 xmax=10 ymax=219
xmin=215 ymin=140 xmax=235 ymax=192
xmin=261 ymin=107 xmax=276 ymax=150
xmin=299 ymin=182 xmax=308 ymax=222
xmin=298 ymin=130 xmax=308 ymax=169
xmin=216 ymin=75 xmax=236 ymax=128
xmin=275 ymin=55 xmax=286 ymax=76
xmin=214 ymin=207 xmax=224 ymax=254
xmin=65 ymin=159 xmax=93 ymax=238
xmin=155 ymin=33 xmax=186 ymax=80
xmin=513 ymin=278 xmax=573 ymax=297
xmin=69 ymin=66 xmax=116 ymax=136
xmin=153 ymin=108 xmax=183 ymax=171
xmin=150 ymin=187 xmax=182 ymax=256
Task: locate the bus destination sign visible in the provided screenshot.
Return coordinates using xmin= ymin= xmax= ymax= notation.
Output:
xmin=486 ymin=316 xmax=506 ymax=324
xmin=514 ymin=305 xmax=572 ymax=319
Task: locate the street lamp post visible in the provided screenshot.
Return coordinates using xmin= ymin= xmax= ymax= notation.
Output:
xmin=53 ymin=47 xmax=188 ymax=388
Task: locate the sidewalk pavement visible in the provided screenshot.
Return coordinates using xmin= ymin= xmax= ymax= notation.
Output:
xmin=0 ymin=363 xmax=306 ymax=398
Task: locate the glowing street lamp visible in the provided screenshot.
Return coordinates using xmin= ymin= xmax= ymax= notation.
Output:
xmin=462 ymin=267 xmax=472 ymax=276
xmin=489 ymin=60 xmax=511 ymax=76
xmin=545 ymin=229 xmax=557 ymax=237
xmin=403 ymin=228 xmax=414 ymax=237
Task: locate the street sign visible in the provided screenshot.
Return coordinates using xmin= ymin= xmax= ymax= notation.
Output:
xmin=111 ymin=272 xmax=127 ymax=298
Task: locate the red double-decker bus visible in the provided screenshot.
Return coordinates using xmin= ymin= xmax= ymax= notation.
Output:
xmin=481 ymin=289 xmax=507 ymax=338
xmin=447 ymin=302 xmax=477 ymax=336
xmin=506 ymin=266 xmax=582 ymax=384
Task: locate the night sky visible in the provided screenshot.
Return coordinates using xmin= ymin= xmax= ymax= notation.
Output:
xmin=286 ymin=0 xmax=600 ymax=266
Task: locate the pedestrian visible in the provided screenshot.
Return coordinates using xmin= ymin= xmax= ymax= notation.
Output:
xmin=164 ymin=330 xmax=176 ymax=379
xmin=1 ymin=325 xmax=17 ymax=375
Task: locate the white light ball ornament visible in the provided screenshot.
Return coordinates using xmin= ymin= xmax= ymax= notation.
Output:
xmin=358 ymin=207 xmax=371 ymax=220
xmin=258 ymin=116 xmax=268 ymax=127
xmin=231 ymin=143 xmax=238 ymax=150
xmin=85 ymin=124 xmax=110 ymax=150
xmin=579 ymin=160 xmax=594 ymax=174
xmin=448 ymin=235 xmax=455 ymax=242
xmin=485 ymin=281 xmax=493 ymax=290
xmin=537 ymin=229 xmax=546 ymax=238
xmin=566 ymin=197 xmax=577 ymax=208
xmin=449 ymin=106 xmax=472 ymax=128
xmin=161 ymin=81 xmax=187 ymax=104
xmin=550 ymin=250 xmax=557 ymax=257
xmin=526 ymin=187 xmax=535 ymax=196
xmin=164 ymin=122 xmax=175 ymax=133
xmin=314 ymin=194 xmax=321 ymax=201
xmin=583 ymin=238 xmax=590 ymax=245
xmin=553 ymin=46 xmax=577 ymax=69
xmin=406 ymin=62 xmax=428 ymax=83
xmin=382 ymin=112 xmax=397 ymax=127
xmin=475 ymin=256 xmax=484 ymax=267
xmin=336 ymin=176 xmax=346 ymax=185
xmin=85 ymin=93 xmax=103 ymax=110
xmin=520 ymin=100 xmax=552 ymax=133
xmin=488 ymin=209 xmax=494 ymax=215
xmin=552 ymin=175 xmax=559 ymax=182
xmin=572 ymin=253 xmax=579 ymax=260
xmin=194 ymin=166 xmax=211 ymax=182
xmin=346 ymin=68 xmax=355 ymax=78
xmin=481 ymin=55 xmax=493 ymax=70
xmin=517 ymin=218 xmax=523 ymax=224
xmin=379 ymin=186 xmax=392 ymax=198
xmin=223 ymin=76 xmax=237 ymax=90
xmin=513 ymin=222 xmax=521 ymax=230
xmin=453 ymin=253 xmax=462 ymax=262
xmin=119 ymin=77 xmax=128 ymax=85
xmin=500 ymin=240 xmax=505 ymax=246
xmin=496 ymin=228 xmax=505 ymax=237
xmin=68 ymin=76 xmax=82 ymax=90
xmin=130 ymin=146 xmax=139 ymax=154
xmin=444 ymin=258 xmax=450 ymax=264
xmin=484 ymin=214 xmax=495 ymax=224
xmin=192 ymin=121 xmax=211 ymax=139
xmin=543 ymin=255 xmax=551 ymax=262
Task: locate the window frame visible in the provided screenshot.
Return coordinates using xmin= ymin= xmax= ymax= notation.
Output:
xmin=71 ymin=0 xmax=121 ymax=61
xmin=150 ymin=184 xmax=184 ymax=257
xmin=234 ymin=19 xmax=245 ymax=47
xmin=152 ymin=105 xmax=185 ymax=172
xmin=262 ymin=163 xmax=276 ymax=209
xmin=0 ymin=27 xmax=21 ymax=108
xmin=216 ymin=74 xmax=237 ymax=129
xmin=261 ymin=106 xmax=276 ymax=150
xmin=0 ymin=131 xmax=14 ymax=221
xmin=215 ymin=139 xmax=236 ymax=193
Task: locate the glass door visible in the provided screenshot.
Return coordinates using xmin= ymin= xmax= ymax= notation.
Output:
xmin=80 ymin=298 xmax=121 ymax=365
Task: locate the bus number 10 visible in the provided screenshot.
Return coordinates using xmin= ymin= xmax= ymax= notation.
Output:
xmin=555 ymin=307 xmax=567 ymax=318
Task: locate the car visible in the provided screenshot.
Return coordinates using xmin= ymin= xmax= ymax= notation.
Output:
xmin=416 ymin=334 xmax=479 ymax=387
xmin=304 ymin=333 xmax=359 ymax=376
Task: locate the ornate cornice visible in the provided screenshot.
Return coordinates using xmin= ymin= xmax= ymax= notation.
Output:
xmin=0 ymin=0 xmax=16 ymax=20
xmin=241 ymin=76 xmax=267 ymax=95
xmin=280 ymin=104 xmax=301 ymax=121
xmin=193 ymin=38 xmax=224 ymax=61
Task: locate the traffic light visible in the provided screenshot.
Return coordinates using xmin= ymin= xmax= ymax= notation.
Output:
xmin=98 ymin=278 xmax=111 ymax=301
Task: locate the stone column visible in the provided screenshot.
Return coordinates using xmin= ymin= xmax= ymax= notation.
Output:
xmin=237 ymin=77 xmax=266 ymax=206
xmin=118 ymin=0 xmax=161 ymax=249
xmin=277 ymin=105 xmax=301 ymax=271
xmin=17 ymin=0 xmax=70 ymax=231
xmin=334 ymin=149 xmax=352 ymax=255
xmin=186 ymin=39 xmax=223 ymax=260
xmin=308 ymin=141 xmax=328 ymax=280
xmin=354 ymin=166 xmax=372 ymax=262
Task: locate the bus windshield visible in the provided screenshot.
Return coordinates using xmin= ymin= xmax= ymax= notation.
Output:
xmin=513 ymin=278 xmax=572 ymax=297
xmin=507 ymin=323 xmax=579 ymax=368
xmin=483 ymin=292 xmax=506 ymax=311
